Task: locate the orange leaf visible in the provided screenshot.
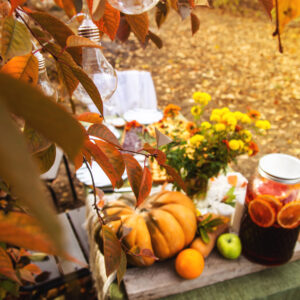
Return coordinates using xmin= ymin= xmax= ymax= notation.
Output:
xmin=9 ymin=0 xmax=26 ymax=15
xmin=102 ymin=225 xmax=122 ymax=277
xmin=74 ymin=151 xmax=83 ymax=170
xmin=276 ymin=0 xmax=300 ymax=32
xmin=0 ymin=248 xmax=21 ymax=284
xmin=23 ymin=263 xmax=42 ymax=275
xmin=76 ymin=112 xmax=103 ymax=124
xmin=137 ymin=166 xmax=152 ymax=207
xmin=88 ymin=123 xmax=121 ymax=148
xmin=66 ymin=35 xmax=103 ymax=49
xmin=88 ymin=1 xmax=120 ymax=40
xmin=54 ymin=0 xmax=77 ymax=18
xmin=259 ymin=0 xmax=273 ymax=19
xmin=162 ymin=164 xmax=187 ymax=192
xmin=191 ymin=12 xmax=200 ymax=35
xmin=19 ymin=269 xmax=35 ymax=283
xmin=143 ymin=143 xmax=166 ymax=165
xmin=1 ymin=53 xmax=38 ymax=84
xmin=228 ymin=175 xmax=238 ymax=187
xmin=0 ymin=211 xmax=56 ymax=254
xmin=94 ymin=140 xmax=125 ymax=188
xmin=84 ymin=140 xmax=118 ymax=188
xmin=125 ymin=13 xmax=149 ymax=44
xmin=122 ymin=154 xmax=143 ymax=201
xmin=116 ymin=16 xmax=131 ymax=42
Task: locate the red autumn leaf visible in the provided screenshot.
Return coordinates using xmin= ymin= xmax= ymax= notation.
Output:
xmin=161 ymin=164 xmax=187 ymax=192
xmin=125 ymin=13 xmax=149 ymax=44
xmin=88 ymin=0 xmax=120 ymax=40
xmin=76 ymin=112 xmax=103 ymax=124
xmin=140 ymin=248 xmax=159 ymax=260
xmin=94 ymin=139 xmax=125 ymax=188
xmin=117 ymin=249 xmax=127 ymax=285
xmin=0 ymin=211 xmax=57 ymax=254
xmin=143 ymin=143 xmax=166 ymax=165
xmin=137 ymin=166 xmax=152 ymax=207
xmin=54 ymin=0 xmax=77 ymax=18
xmin=122 ymin=153 xmax=143 ymax=201
xmin=259 ymin=0 xmax=273 ymax=19
xmin=74 ymin=151 xmax=83 ymax=171
xmin=102 ymin=225 xmax=122 ymax=277
xmin=116 ymin=16 xmax=131 ymax=43
xmin=0 ymin=247 xmax=21 ymax=284
xmin=84 ymin=140 xmax=118 ymax=188
xmin=191 ymin=12 xmax=200 ymax=35
xmin=147 ymin=31 xmax=163 ymax=49
xmin=88 ymin=123 xmax=121 ymax=148
xmin=9 ymin=0 xmax=25 ymax=15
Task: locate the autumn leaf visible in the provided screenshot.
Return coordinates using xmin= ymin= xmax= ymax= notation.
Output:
xmin=143 ymin=143 xmax=167 ymax=165
xmin=137 ymin=166 xmax=152 ymax=207
xmin=84 ymin=140 xmax=118 ymax=188
xmin=102 ymin=225 xmax=122 ymax=277
xmin=117 ymin=249 xmax=127 ymax=285
xmin=0 ymin=248 xmax=21 ymax=284
xmin=147 ymin=31 xmax=163 ymax=49
xmin=76 ymin=112 xmax=103 ymax=124
xmin=122 ymin=154 xmax=143 ymax=201
xmin=9 ymin=0 xmax=26 ymax=15
xmin=116 ymin=16 xmax=131 ymax=42
xmin=276 ymin=0 xmax=300 ymax=32
xmin=54 ymin=0 xmax=77 ymax=18
xmin=191 ymin=12 xmax=200 ymax=35
xmin=1 ymin=16 xmax=32 ymax=62
xmin=88 ymin=0 xmax=120 ymax=40
xmin=0 ymin=211 xmax=58 ymax=254
xmin=90 ymin=0 xmax=106 ymax=21
xmin=125 ymin=13 xmax=149 ymax=44
xmin=1 ymin=54 xmax=38 ymax=84
xmin=162 ymin=164 xmax=187 ymax=192
xmin=155 ymin=1 xmax=170 ymax=28
xmin=94 ymin=140 xmax=125 ymax=188
xmin=28 ymin=11 xmax=82 ymax=65
xmin=259 ymin=0 xmax=273 ymax=18
xmin=66 ymin=35 xmax=103 ymax=49
xmin=33 ymin=143 xmax=56 ymax=174
xmin=88 ymin=123 xmax=121 ymax=148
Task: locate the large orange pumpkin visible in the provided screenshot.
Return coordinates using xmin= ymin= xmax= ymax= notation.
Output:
xmin=102 ymin=191 xmax=197 ymax=266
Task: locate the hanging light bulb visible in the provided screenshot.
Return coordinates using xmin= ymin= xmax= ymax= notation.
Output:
xmin=107 ymin=0 xmax=159 ymax=15
xmin=34 ymin=51 xmax=58 ymax=101
xmin=74 ymin=16 xmax=118 ymax=116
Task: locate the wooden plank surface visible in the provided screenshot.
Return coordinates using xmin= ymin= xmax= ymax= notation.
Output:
xmin=123 ymin=242 xmax=300 ymax=300
xmin=57 ymin=213 xmax=88 ymax=276
xmin=67 ymin=206 xmax=89 ymax=261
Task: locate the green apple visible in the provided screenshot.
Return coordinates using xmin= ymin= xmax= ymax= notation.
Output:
xmin=217 ymin=233 xmax=242 ymax=259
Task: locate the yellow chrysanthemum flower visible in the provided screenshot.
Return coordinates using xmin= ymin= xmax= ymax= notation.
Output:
xmin=189 ymin=134 xmax=205 ymax=146
xmin=234 ymin=111 xmax=244 ymax=121
xmin=238 ymin=140 xmax=245 ymax=149
xmin=222 ymin=112 xmax=237 ymax=127
xmin=211 ymin=108 xmax=222 ymax=115
xmin=229 ymin=139 xmax=240 ymax=151
xmin=210 ymin=114 xmax=221 ymax=122
xmin=193 ymin=92 xmax=212 ymax=106
xmin=240 ymin=114 xmax=251 ymax=124
xmin=191 ymin=105 xmax=202 ymax=116
xmin=214 ymin=123 xmax=226 ymax=132
xmin=241 ymin=130 xmax=252 ymax=142
xmin=255 ymin=120 xmax=271 ymax=130
xmin=220 ymin=107 xmax=230 ymax=115
xmin=201 ymin=121 xmax=212 ymax=130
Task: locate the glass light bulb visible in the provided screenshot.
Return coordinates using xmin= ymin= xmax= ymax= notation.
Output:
xmin=34 ymin=51 xmax=58 ymax=101
xmin=74 ymin=16 xmax=118 ymax=116
xmin=107 ymin=0 xmax=159 ymax=14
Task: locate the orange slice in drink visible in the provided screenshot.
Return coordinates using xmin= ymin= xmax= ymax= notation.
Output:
xmin=277 ymin=201 xmax=300 ymax=229
xmin=256 ymin=195 xmax=283 ymax=213
xmin=248 ymin=199 xmax=276 ymax=228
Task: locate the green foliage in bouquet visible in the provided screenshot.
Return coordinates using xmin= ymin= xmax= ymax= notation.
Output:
xmin=161 ymin=92 xmax=271 ymax=197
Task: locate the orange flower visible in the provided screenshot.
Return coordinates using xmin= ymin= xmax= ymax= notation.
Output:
xmin=247 ymin=109 xmax=261 ymax=119
xmin=163 ymin=104 xmax=181 ymax=118
xmin=125 ymin=120 xmax=143 ymax=131
xmin=248 ymin=141 xmax=259 ymax=156
xmin=186 ymin=122 xmax=198 ymax=134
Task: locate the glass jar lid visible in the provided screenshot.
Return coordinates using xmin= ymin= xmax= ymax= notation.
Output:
xmin=258 ymin=153 xmax=300 ymax=184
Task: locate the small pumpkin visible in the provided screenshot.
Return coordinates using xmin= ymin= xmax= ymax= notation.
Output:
xmin=102 ymin=191 xmax=197 ymax=266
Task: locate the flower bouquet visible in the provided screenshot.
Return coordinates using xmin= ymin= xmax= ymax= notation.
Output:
xmin=154 ymin=92 xmax=271 ymax=198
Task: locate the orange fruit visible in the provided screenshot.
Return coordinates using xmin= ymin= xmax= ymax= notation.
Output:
xmin=175 ymin=248 xmax=205 ymax=280
xmin=277 ymin=201 xmax=300 ymax=229
xmin=248 ymin=199 xmax=276 ymax=228
xmin=256 ymin=195 xmax=283 ymax=213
